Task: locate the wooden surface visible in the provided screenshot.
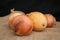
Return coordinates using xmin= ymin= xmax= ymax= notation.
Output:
xmin=0 ymin=15 xmax=60 ymax=40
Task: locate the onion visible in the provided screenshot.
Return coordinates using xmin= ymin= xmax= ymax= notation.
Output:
xmin=8 ymin=9 xmax=25 ymax=29
xmin=45 ymin=14 xmax=56 ymax=27
xmin=8 ymin=9 xmax=33 ymax=36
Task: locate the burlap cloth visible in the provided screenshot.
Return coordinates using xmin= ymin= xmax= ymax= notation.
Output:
xmin=0 ymin=15 xmax=60 ymax=40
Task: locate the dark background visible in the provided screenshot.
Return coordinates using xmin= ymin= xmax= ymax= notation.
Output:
xmin=0 ymin=0 xmax=60 ymax=21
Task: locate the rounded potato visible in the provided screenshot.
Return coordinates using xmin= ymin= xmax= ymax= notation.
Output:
xmin=27 ymin=12 xmax=47 ymax=31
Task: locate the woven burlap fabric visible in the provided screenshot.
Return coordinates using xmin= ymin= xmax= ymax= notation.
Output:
xmin=0 ymin=15 xmax=60 ymax=40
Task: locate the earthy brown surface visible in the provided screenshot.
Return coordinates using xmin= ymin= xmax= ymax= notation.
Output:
xmin=0 ymin=15 xmax=60 ymax=40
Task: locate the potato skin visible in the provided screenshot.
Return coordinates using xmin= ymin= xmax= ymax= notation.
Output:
xmin=27 ymin=12 xmax=47 ymax=31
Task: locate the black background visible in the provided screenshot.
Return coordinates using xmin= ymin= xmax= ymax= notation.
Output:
xmin=0 ymin=0 xmax=60 ymax=21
